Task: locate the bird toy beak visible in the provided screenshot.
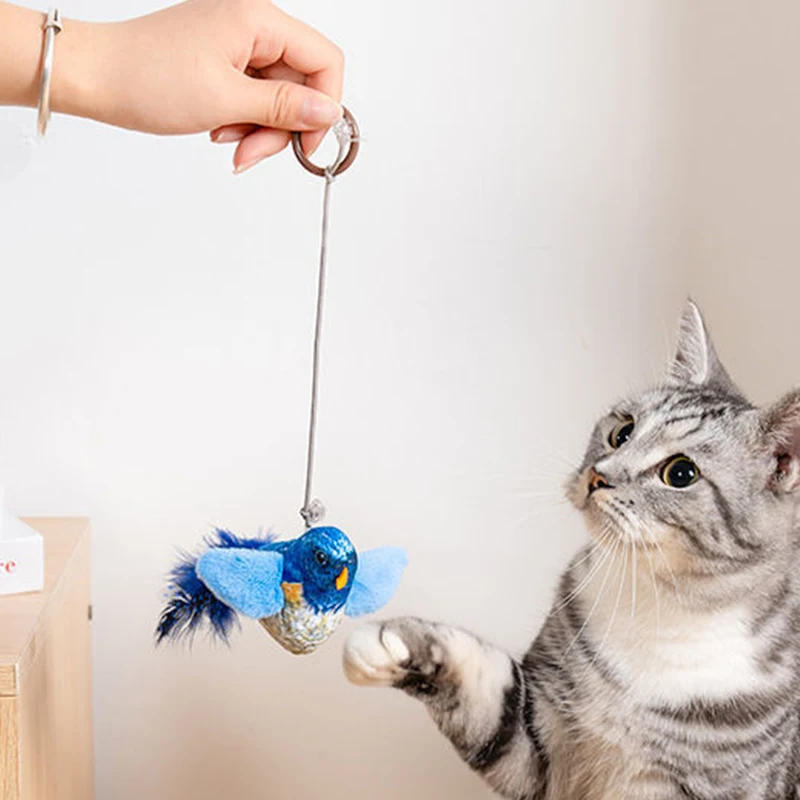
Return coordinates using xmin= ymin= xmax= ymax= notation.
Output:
xmin=336 ymin=567 xmax=348 ymax=591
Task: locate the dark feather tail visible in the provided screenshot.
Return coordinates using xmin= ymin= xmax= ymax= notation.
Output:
xmin=155 ymin=528 xmax=274 ymax=645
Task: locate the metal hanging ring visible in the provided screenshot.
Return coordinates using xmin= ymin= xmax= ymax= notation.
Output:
xmin=291 ymin=106 xmax=360 ymax=178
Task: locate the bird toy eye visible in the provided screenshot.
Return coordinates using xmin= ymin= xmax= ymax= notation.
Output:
xmin=609 ymin=417 xmax=635 ymax=449
xmin=661 ymin=455 xmax=700 ymax=488
xmin=314 ymin=550 xmax=328 ymax=566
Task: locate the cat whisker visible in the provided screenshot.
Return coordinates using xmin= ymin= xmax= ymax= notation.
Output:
xmin=525 ymin=430 xmax=579 ymax=474
xmin=561 ymin=529 xmax=618 ymax=616
xmin=479 ymin=470 xmax=567 ymax=482
xmin=630 ymin=532 xmax=638 ymax=619
xmin=509 ymin=503 xmax=569 ymax=532
xmin=514 ymin=490 xmax=567 ymax=501
xmin=561 ymin=535 xmax=622 ymax=664
xmin=554 ymin=528 xmax=615 ymax=613
xmin=608 ymin=502 xmax=660 ymax=632
xmin=588 ymin=539 xmax=629 ymax=676
xmin=640 ymin=524 xmax=686 ymax=609
xmin=454 ymin=470 xmax=570 ymax=496
xmin=566 ymin=523 xmax=614 ymax=573
xmin=639 ymin=525 xmax=661 ymax=637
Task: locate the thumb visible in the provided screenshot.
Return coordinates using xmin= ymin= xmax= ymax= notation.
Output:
xmin=231 ymin=77 xmax=342 ymax=132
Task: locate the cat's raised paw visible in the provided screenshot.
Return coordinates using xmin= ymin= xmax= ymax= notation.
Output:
xmin=343 ymin=623 xmax=410 ymax=687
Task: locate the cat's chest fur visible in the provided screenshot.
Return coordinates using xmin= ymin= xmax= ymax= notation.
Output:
xmin=540 ymin=566 xmax=782 ymax=799
xmin=599 ymin=598 xmax=766 ymax=704
xmin=576 ymin=553 xmax=780 ymax=698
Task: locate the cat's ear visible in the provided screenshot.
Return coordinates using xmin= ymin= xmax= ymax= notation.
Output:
xmin=761 ymin=389 xmax=800 ymax=492
xmin=667 ymin=300 xmax=738 ymax=393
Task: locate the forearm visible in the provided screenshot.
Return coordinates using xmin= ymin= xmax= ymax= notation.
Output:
xmin=406 ymin=625 xmax=546 ymax=798
xmin=0 ymin=1 xmax=115 ymax=122
xmin=0 ymin=2 xmax=46 ymax=108
xmin=345 ymin=619 xmax=549 ymax=799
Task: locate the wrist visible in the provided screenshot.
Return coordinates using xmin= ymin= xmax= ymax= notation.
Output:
xmin=0 ymin=4 xmax=45 ymax=108
xmin=50 ymin=18 xmax=116 ymax=125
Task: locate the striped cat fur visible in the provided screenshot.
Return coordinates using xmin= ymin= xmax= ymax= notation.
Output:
xmin=344 ymin=301 xmax=800 ymax=799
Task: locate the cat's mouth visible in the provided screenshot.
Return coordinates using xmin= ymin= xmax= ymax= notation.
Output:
xmin=589 ymin=495 xmax=633 ymax=537
xmin=583 ymin=492 xmax=674 ymax=563
xmin=567 ymin=468 xmax=649 ymax=545
xmin=573 ymin=474 xmax=640 ymax=542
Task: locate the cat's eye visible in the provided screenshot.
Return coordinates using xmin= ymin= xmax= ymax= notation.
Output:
xmin=661 ymin=455 xmax=700 ymax=488
xmin=314 ymin=550 xmax=328 ymax=566
xmin=609 ymin=418 xmax=634 ymax=449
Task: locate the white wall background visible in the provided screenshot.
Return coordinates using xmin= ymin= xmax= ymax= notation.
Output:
xmin=0 ymin=1 xmax=714 ymax=798
xmin=678 ymin=0 xmax=800 ymax=406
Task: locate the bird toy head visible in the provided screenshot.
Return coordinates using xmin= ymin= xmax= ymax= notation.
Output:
xmin=284 ymin=527 xmax=357 ymax=612
xmin=156 ymin=526 xmax=407 ymax=655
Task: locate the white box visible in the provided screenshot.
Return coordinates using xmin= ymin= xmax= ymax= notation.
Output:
xmin=0 ymin=508 xmax=44 ymax=596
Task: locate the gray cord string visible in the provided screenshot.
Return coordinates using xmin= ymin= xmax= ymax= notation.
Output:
xmin=299 ymin=120 xmax=354 ymax=528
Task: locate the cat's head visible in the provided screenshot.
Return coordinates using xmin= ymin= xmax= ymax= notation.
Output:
xmin=567 ymin=300 xmax=800 ymax=574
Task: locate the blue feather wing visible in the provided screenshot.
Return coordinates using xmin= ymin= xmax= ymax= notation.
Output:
xmin=197 ymin=548 xmax=285 ymax=619
xmin=155 ymin=547 xmax=241 ymax=644
xmin=345 ymin=547 xmax=408 ymax=618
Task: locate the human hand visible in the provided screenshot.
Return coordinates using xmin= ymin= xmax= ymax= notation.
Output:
xmin=52 ymin=0 xmax=344 ymax=172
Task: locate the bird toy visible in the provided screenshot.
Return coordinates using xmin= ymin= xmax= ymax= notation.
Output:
xmin=156 ymin=110 xmax=408 ymax=655
xmin=156 ymin=527 xmax=406 ymax=654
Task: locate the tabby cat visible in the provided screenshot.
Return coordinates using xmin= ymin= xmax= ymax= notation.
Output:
xmin=343 ymin=301 xmax=800 ymax=799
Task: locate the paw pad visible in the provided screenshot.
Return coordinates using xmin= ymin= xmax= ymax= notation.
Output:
xmin=343 ymin=623 xmax=408 ymax=686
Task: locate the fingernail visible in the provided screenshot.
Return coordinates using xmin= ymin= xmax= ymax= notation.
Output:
xmin=301 ymin=96 xmax=342 ymax=127
xmin=233 ymin=157 xmax=264 ymax=175
xmin=212 ymin=130 xmax=243 ymax=144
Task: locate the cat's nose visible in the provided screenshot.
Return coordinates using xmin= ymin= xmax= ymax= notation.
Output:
xmin=587 ymin=468 xmax=612 ymax=494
